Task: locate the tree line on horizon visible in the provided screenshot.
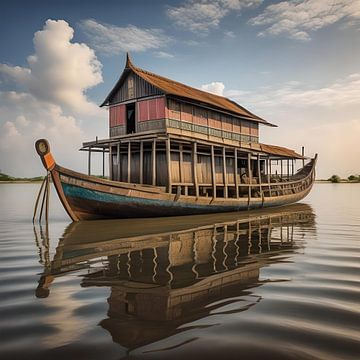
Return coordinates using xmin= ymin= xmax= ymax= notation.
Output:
xmin=328 ymin=174 xmax=360 ymax=183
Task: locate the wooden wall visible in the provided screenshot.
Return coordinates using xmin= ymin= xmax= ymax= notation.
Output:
xmin=167 ymin=98 xmax=259 ymax=143
xmin=109 ymin=72 xmax=162 ymax=105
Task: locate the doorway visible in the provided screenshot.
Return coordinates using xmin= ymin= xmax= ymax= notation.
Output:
xmin=126 ymin=103 xmax=136 ymax=134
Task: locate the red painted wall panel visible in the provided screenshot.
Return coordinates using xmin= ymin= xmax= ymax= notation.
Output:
xmin=109 ymin=104 xmax=125 ymax=127
xmin=138 ymin=97 xmax=166 ymax=122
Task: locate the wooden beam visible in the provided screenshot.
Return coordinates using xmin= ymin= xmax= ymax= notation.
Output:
xmin=257 ymin=155 xmax=264 ymax=205
xmin=267 ymin=157 xmax=271 ymax=197
xmin=234 ymin=148 xmax=239 ymax=198
xmin=211 ymin=145 xmax=216 ymax=199
xmin=109 ymin=145 xmax=112 ymax=180
xmin=152 ymin=139 xmax=156 ymax=186
xmin=192 ymin=142 xmax=199 ymax=197
xmin=102 ymin=149 xmax=105 ymax=177
xmin=287 ymin=159 xmax=290 ymax=180
xmin=223 ymin=147 xmax=228 ymax=198
xmin=139 ymin=141 xmax=144 ymax=184
xmin=117 ymin=142 xmax=120 ymax=181
xmin=88 ymin=146 xmax=92 ymax=176
xmin=179 ymin=144 xmax=183 ymax=183
xmin=247 ymin=152 xmax=251 ymax=207
xmin=166 ymin=138 xmax=172 ymax=193
xmin=127 ymin=141 xmax=131 ymax=183
xmin=302 ymin=146 xmax=305 ymax=167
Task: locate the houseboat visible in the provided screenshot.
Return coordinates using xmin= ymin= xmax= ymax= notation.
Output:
xmin=35 ymin=54 xmax=316 ymax=221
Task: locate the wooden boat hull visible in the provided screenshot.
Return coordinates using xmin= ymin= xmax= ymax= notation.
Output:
xmin=35 ymin=139 xmax=317 ymax=221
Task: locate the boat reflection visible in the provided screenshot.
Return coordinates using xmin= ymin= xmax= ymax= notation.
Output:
xmin=34 ymin=204 xmax=315 ymax=350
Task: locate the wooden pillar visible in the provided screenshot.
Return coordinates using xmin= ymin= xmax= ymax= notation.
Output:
xmin=257 ymin=155 xmax=263 ymax=204
xmin=211 ymin=145 xmax=216 ymax=199
xmin=102 ymin=148 xmax=105 ymax=178
xmin=292 ymin=159 xmax=294 ymax=176
xmin=267 ymin=157 xmax=271 ymax=197
xmin=192 ymin=142 xmax=199 ymax=197
xmin=127 ymin=141 xmax=131 ymax=183
xmin=139 ymin=141 xmax=144 ymax=184
xmin=166 ymin=138 xmax=172 ymax=193
xmin=179 ymin=144 xmax=183 ymax=184
xmin=152 ymin=139 xmax=156 ymax=186
xmin=287 ymin=159 xmax=290 ymax=180
xmin=234 ymin=148 xmax=239 ymax=198
xmin=222 ymin=147 xmax=228 ymax=198
xmin=280 ymin=159 xmax=283 ymax=179
xmin=109 ymin=145 xmax=112 ymax=180
xmin=302 ymin=146 xmax=305 ymax=167
xmin=117 ymin=142 xmax=120 ymax=181
xmin=88 ymin=146 xmax=92 ymax=176
xmin=247 ymin=152 xmax=252 ymax=207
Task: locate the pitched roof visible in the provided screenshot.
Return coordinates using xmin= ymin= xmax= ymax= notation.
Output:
xmin=101 ymin=54 xmax=275 ymax=127
xmin=260 ymin=143 xmax=304 ymax=159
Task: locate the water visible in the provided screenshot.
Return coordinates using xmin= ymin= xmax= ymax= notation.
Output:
xmin=0 ymin=183 xmax=359 ymax=360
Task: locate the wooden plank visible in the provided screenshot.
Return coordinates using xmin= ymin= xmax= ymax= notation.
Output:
xmin=179 ymin=144 xmax=184 ymax=183
xmin=257 ymin=155 xmax=264 ymax=205
xmin=109 ymin=145 xmax=112 ymax=180
xmin=223 ymin=147 xmax=228 ymax=198
xmin=102 ymin=149 xmax=105 ymax=177
xmin=192 ymin=142 xmax=199 ymax=197
xmin=247 ymin=152 xmax=251 ymax=207
xmin=139 ymin=141 xmax=144 ymax=184
xmin=117 ymin=142 xmax=120 ymax=181
xmin=166 ymin=138 xmax=172 ymax=193
xmin=267 ymin=157 xmax=271 ymax=197
xmin=152 ymin=139 xmax=156 ymax=186
xmin=211 ymin=145 xmax=216 ymax=199
xmin=88 ymin=146 xmax=91 ymax=176
xmin=234 ymin=148 xmax=239 ymax=198
xmin=127 ymin=142 xmax=131 ymax=183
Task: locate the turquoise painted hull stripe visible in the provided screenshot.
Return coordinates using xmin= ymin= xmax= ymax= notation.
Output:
xmin=61 ymin=183 xmax=276 ymax=212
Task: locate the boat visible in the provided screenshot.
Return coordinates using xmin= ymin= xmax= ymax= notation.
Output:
xmin=34 ymin=204 xmax=315 ymax=349
xmin=35 ymin=54 xmax=317 ymax=221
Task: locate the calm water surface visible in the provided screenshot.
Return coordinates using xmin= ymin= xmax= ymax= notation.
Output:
xmin=0 ymin=183 xmax=359 ymax=360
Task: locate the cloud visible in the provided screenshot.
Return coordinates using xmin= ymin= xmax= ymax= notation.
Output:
xmin=154 ymin=51 xmax=175 ymax=59
xmin=0 ymin=19 xmax=102 ymax=115
xmin=226 ymin=73 xmax=360 ymax=108
xmin=249 ymin=0 xmax=360 ymax=41
xmin=219 ymin=74 xmax=360 ymax=178
xmin=0 ymin=20 xmax=106 ymax=177
xmin=167 ymin=0 xmax=263 ymax=34
xmin=201 ymin=81 xmax=225 ymax=95
xmin=80 ymin=19 xmax=172 ymax=55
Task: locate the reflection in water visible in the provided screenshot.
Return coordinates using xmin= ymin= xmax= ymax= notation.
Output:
xmin=34 ymin=204 xmax=315 ymax=352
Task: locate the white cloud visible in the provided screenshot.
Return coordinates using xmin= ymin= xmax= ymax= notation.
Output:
xmin=0 ymin=20 xmax=107 ymax=177
xmin=80 ymin=19 xmax=172 ymax=55
xmin=226 ymin=73 xmax=360 ymax=108
xmin=249 ymin=0 xmax=360 ymax=41
xmin=201 ymin=81 xmax=225 ymax=95
xmin=154 ymin=51 xmax=175 ymax=59
xmin=167 ymin=0 xmax=263 ymax=34
xmin=0 ymin=19 xmax=102 ymax=115
xmin=219 ymin=74 xmax=360 ymax=178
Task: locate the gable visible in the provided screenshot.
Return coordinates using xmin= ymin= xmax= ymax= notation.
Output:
xmin=105 ymin=71 xmax=163 ymax=105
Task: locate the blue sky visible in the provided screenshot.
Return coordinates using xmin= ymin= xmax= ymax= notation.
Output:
xmin=1 ymin=0 xmax=359 ymax=178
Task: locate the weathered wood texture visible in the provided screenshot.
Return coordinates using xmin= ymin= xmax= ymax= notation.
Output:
xmin=109 ymin=73 xmax=162 ymax=105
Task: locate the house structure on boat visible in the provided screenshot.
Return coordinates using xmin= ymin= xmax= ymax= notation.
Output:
xmin=34 ymin=54 xmax=316 ymax=221
xmin=82 ymin=54 xmax=308 ymax=200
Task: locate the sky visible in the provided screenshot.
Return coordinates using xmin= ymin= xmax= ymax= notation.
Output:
xmin=0 ymin=0 xmax=359 ymax=179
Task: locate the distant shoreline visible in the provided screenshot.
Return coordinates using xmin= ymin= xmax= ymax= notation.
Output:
xmin=315 ymin=180 xmax=360 ymax=184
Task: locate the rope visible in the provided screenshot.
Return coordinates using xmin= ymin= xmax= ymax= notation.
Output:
xmin=33 ymin=171 xmax=51 ymax=225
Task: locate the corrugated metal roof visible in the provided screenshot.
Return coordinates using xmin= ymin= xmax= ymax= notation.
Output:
xmin=101 ymin=54 xmax=275 ymax=127
xmin=260 ymin=143 xmax=304 ymax=159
